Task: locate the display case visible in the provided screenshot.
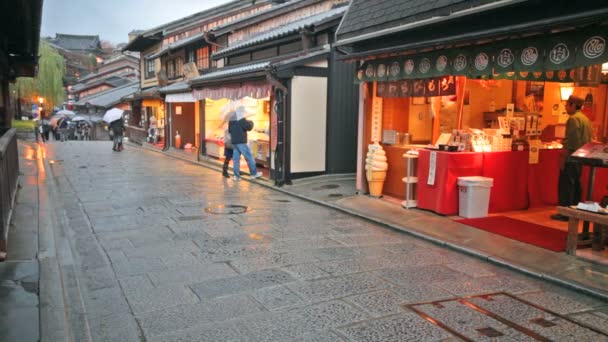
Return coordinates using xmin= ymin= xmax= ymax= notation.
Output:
xmin=252 ymin=140 xmax=270 ymax=167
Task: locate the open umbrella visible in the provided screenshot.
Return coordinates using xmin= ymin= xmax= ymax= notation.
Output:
xmin=50 ymin=115 xmax=68 ymax=128
xmin=56 ymin=109 xmax=75 ymax=116
xmin=72 ymin=116 xmax=87 ymax=122
xmin=235 ymin=105 xmax=256 ymax=120
xmin=103 ymin=108 xmax=124 ymax=123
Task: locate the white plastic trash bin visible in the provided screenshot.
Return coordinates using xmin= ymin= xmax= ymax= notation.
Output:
xmin=457 ymin=176 xmax=494 ymax=218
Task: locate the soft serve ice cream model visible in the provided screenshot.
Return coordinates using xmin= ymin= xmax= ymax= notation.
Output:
xmin=365 ymin=143 xmax=388 ymax=197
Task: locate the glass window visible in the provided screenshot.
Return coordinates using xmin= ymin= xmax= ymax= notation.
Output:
xmin=145 ymin=59 xmax=155 ymax=79
xmin=196 ymin=46 xmax=209 ymax=70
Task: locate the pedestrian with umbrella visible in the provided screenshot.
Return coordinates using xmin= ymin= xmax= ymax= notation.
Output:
xmin=103 ymin=108 xmax=126 ymax=152
xmin=221 ymin=109 xmax=236 ymax=178
xmin=228 ymin=106 xmax=262 ymax=180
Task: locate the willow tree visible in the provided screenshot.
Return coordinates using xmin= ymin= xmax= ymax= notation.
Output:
xmin=11 ymin=40 xmax=66 ymax=112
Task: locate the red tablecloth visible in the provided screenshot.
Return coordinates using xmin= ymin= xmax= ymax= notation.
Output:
xmin=482 ymin=151 xmax=529 ymax=212
xmin=582 ymin=166 xmax=608 ymax=202
xmin=417 ymin=150 xmax=483 ymax=215
xmin=417 ymin=149 xmax=568 ymax=215
xmin=528 ymin=149 xmax=560 ymax=207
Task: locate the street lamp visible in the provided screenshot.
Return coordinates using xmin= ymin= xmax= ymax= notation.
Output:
xmin=38 ymin=97 xmax=44 ymax=120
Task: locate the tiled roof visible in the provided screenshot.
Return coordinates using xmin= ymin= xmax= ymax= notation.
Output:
xmin=190 ymin=61 xmax=270 ymax=83
xmin=50 ymin=33 xmax=101 ymax=51
xmin=212 ymin=0 xmax=305 ymax=35
xmin=336 ymin=0 xmax=500 ymax=41
xmin=148 ymin=32 xmax=207 ymax=60
xmin=75 ymin=81 xmax=139 ymax=108
xmin=71 ymin=76 xmax=134 ymax=93
xmin=190 ymin=47 xmax=329 ymax=85
xmin=159 ymin=81 xmax=191 ymax=93
xmin=214 ymin=6 xmax=346 ymax=58
xmin=272 ymin=46 xmax=330 ymax=69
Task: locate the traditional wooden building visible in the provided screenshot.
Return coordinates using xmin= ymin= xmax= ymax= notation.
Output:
xmin=122 ymin=0 xmax=273 ymax=147
xmin=334 ymin=0 xmax=608 ymax=207
xmin=69 ymin=51 xmax=139 ymax=105
xmin=189 ymin=0 xmax=357 ymax=184
xmin=0 ymin=0 xmax=43 ymax=259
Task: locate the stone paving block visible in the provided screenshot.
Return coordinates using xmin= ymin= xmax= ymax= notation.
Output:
xmin=337 ymin=312 xmax=452 ymax=342
xmin=148 ymin=263 xmax=237 ymax=287
xmin=390 ymin=283 xmax=456 ymax=304
xmin=105 ymin=250 xmax=128 ymax=265
xmin=83 ymin=287 xmax=131 ymax=319
xmin=119 ymin=275 xmax=154 ymax=294
xmin=122 ymin=240 xmax=199 ymax=259
xmin=136 ymin=294 xmax=263 ymax=336
xmin=413 ymin=300 xmax=532 ymax=340
xmin=517 ymin=289 xmax=601 ymax=314
xmin=160 ymin=252 xmax=204 ymax=268
xmin=329 ymin=233 xmax=407 ymax=247
xmin=0 ymin=308 xmax=40 ymax=342
xmin=112 ymin=257 xmax=166 ymax=277
xmin=88 ymin=312 xmax=141 ymax=342
xmin=243 ymin=300 xmax=367 ymax=341
xmin=343 ymin=289 xmax=408 ymax=317
xmin=230 ymin=253 xmax=318 ymax=274
xmin=374 ymin=265 xmax=468 ymax=287
xmin=306 ymin=246 xmax=362 ymax=261
xmin=0 ymin=280 xmax=38 ymax=310
xmin=81 ymin=267 xmax=118 ymax=292
xmin=125 ymin=285 xmax=199 ymax=314
xmin=316 ymin=256 xmax=400 ymax=276
xmin=296 ymin=300 xmax=368 ymax=332
xmin=468 ymin=294 xmax=608 ymax=341
xmin=282 ymin=264 xmax=332 ymax=281
xmin=569 ymin=306 xmax=608 ymax=335
xmin=203 ymin=244 xmax=278 ymax=262
xmin=295 ymin=330 xmax=347 ymax=342
xmin=253 ymin=285 xmax=305 ymax=311
xmin=435 ymin=275 xmax=543 ymax=297
xmin=147 ymin=321 xmax=251 ymax=342
xmin=99 ymin=238 xmax=134 ymax=251
xmin=270 ymin=237 xmax=346 ymax=252
xmin=191 ymin=269 xmax=295 ymax=299
xmin=444 ymin=260 xmax=499 ymax=278
xmin=288 ymin=273 xmax=390 ymax=302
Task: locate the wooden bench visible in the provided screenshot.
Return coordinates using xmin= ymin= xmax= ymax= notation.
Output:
xmin=557 ymin=206 xmax=608 ymax=255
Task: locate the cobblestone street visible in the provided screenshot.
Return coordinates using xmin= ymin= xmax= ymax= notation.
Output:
xmin=9 ymin=141 xmax=608 ymax=341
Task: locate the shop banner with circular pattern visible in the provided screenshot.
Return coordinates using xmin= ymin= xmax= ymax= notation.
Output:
xmin=354 ymin=28 xmax=608 ymax=84
xmin=546 ymin=32 xmax=577 ymax=70
xmin=577 ymin=29 xmax=608 ymax=67
xmin=469 ymin=45 xmax=495 ymax=77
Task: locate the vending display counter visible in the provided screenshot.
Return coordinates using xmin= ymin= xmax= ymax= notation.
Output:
xmin=417 ymin=150 xmax=484 ymax=215
xmin=205 ymin=138 xmax=225 ymax=158
xmin=417 ymin=149 xmax=567 ymax=215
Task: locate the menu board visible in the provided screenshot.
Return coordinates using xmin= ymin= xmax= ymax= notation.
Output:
xmin=570 ymin=143 xmax=608 ymax=167
xmin=371 ymin=95 xmax=383 ymax=143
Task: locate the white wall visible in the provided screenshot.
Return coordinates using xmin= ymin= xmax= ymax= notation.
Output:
xmin=290 ymin=76 xmax=327 ymax=173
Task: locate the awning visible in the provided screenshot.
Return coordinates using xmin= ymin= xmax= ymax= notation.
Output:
xmin=165 ymin=92 xmax=196 ymax=103
xmin=355 ymin=28 xmax=608 ymax=84
xmin=192 ymin=82 xmax=271 ymax=101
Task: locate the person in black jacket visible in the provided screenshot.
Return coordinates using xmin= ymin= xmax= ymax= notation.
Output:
xmin=110 ymin=118 xmax=125 ymax=152
xmin=228 ymin=107 xmax=262 ymax=180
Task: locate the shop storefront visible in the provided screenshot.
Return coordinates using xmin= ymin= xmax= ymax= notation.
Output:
xmin=193 ymin=81 xmax=272 ymax=173
xmin=335 ymin=1 xmax=608 ymax=217
xmin=127 ymin=87 xmax=166 ymax=146
xmin=189 ymin=49 xmax=340 ymax=184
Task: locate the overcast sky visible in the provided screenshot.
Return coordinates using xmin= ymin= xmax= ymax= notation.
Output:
xmin=42 ymin=0 xmax=234 ymax=44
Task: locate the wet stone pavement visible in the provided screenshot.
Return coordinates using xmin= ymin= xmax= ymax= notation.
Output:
xmin=20 ymin=141 xmax=608 ymax=341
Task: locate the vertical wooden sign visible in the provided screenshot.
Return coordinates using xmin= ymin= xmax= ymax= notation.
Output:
xmin=371 ymin=82 xmax=383 ymax=143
